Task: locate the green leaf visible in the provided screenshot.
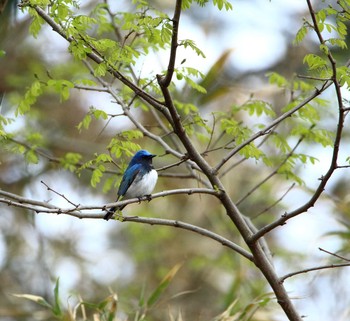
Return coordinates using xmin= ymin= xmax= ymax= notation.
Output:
xmin=69 ymin=40 xmax=92 ymax=60
xmin=17 ymin=80 xmax=44 ymax=115
xmin=146 ymin=263 xmax=182 ymax=307
xmin=60 ymin=152 xmax=82 ymax=172
xmin=276 ymin=155 xmax=302 ymax=182
xmin=327 ymin=38 xmax=347 ymax=49
xmin=184 ymin=76 xmax=207 ymax=94
xmin=243 ymin=100 xmax=276 ymax=117
xmin=266 ymin=72 xmax=288 ymax=87
xmin=297 ymin=103 xmax=320 ymax=122
xmin=294 ymin=25 xmax=308 ymax=45
xmin=91 ymin=166 xmax=104 ymax=187
xmin=72 ymin=15 xmax=97 ymax=32
xmin=238 ymin=143 xmax=265 ymax=161
xmin=319 ymin=44 xmax=329 ymax=55
xmin=221 ymin=118 xmax=251 ymax=141
xmin=303 ymin=54 xmax=328 ymax=70
xmin=25 ymin=149 xmax=39 ymax=164
xmin=12 ymin=293 xmax=52 ymax=309
xmin=180 ymin=39 xmax=206 ymax=58
xmin=107 ymin=131 xmax=142 ymax=158
xmin=94 ymin=62 xmax=108 ymax=77
xmin=93 ymin=109 xmax=108 ymax=120
xmin=271 ymin=133 xmax=292 ymax=153
xmin=26 ymin=132 xmax=44 ymax=146
xmin=174 ymin=101 xmax=198 ymax=115
xmin=95 ymin=153 xmax=113 ymax=163
xmin=213 ymin=0 xmax=233 ymax=11
xmin=291 ymin=125 xmax=334 ymax=147
xmin=47 ymin=79 xmax=74 ymax=102
xmin=53 ymin=278 xmax=62 ymax=317
xmin=336 ymin=20 xmax=347 ymax=38
xmin=77 ymin=114 xmax=92 ymax=131
xmin=28 ymin=8 xmax=45 ymax=38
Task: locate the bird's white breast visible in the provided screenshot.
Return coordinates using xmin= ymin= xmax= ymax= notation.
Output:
xmin=124 ymin=169 xmax=158 ymax=199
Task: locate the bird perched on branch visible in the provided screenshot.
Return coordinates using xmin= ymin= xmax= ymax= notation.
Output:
xmin=104 ymin=149 xmax=158 ymax=221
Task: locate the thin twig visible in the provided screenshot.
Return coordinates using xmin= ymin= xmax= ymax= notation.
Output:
xmin=156 ymin=158 xmax=188 ymax=172
xmin=213 ymin=81 xmax=333 ymax=173
xmin=74 ymin=85 xmax=109 ymax=92
xmin=319 ymin=247 xmax=350 ymax=262
xmin=254 ymin=183 xmax=295 ymax=218
xmin=280 ymin=262 xmax=350 ymax=283
xmin=297 ymin=74 xmax=331 ymax=81
xmin=204 ymin=113 xmax=216 ymax=153
xmin=236 ymin=134 xmax=304 ymax=206
xmin=40 ymin=180 xmax=80 ymax=207
xmin=218 ymin=128 xmax=278 ymax=179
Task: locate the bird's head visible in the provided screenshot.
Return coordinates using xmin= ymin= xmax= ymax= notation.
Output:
xmin=130 ymin=150 xmax=156 ymax=166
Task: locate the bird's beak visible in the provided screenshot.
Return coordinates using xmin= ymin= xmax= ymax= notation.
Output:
xmin=151 ymin=154 xmax=157 ymax=158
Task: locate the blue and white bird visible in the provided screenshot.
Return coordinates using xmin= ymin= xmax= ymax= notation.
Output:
xmin=104 ymin=149 xmax=158 ymax=220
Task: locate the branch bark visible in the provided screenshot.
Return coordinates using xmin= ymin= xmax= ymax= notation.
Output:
xmin=155 ymin=1 xmax=303 ymax=320
xmin=0 ymin=189 xmax=253 ymax=261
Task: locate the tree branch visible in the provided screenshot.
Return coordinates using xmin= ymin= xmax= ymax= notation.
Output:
xmin=280 ymin=262 xmax=350 ymax=283
xmin=80 ymin=59 xmax=209 ymax=187
xmin=280 ymin=245 xmax=350 ymax=283
xmin=251 ymin=3 xmax=347 ymax=243
xmin=0 ymin=188 xmax=219 ymax=214
xmin=319 ymin=247 xmax=350 ymax=262
xmin=40 ymin=180 xmax=80 ymax=207
xmin=213 ymin=81 xmax=332 ymax=173
xmin=236 ymin=135 xmax=304 ymax=206
xmin=25 ymin=4 xmax=171 ymax=121
xmin=153 ymin=2 xmax=304 ymax=318
xmin=158 ymin=0 xmax=182 ymax=88
xmin=0 ymin=189 xmax=251 ymax=261
xmin=121 ymin=215 xmax=253 ymax=261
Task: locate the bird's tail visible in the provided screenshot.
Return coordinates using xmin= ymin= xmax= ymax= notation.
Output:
xmin=103 ymin=205 xmax=126 ymax=221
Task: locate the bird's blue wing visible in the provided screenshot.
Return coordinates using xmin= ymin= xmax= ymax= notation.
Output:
xmin=117 ymin=163 xmax=141 ymax=197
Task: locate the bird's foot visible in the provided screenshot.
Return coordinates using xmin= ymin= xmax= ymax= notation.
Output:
xmin=144 ymin=194 xmax=152 ymax=202
xmin=115 ymin=211 xmax=125 ymax=222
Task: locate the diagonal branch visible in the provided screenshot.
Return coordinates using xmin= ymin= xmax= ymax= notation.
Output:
xmin=280 ymin=246 xmax=350 ymax=283
xmin=82 ymin=60 xmax=210 ymax=187
xmin=251 ymin=2 xmax=347 ymax=243
xmin=24 ymin=4 xmax=172 ymax=122
xmin=213 ymin=81 xmax=332 ymax=173
xmin=122 ymin=215 xmax=253 ymax=261
xmin=319 ymin=247 xmax=350 ymax=262
xmin=236 ymin=135 xmax=304 ymax=206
